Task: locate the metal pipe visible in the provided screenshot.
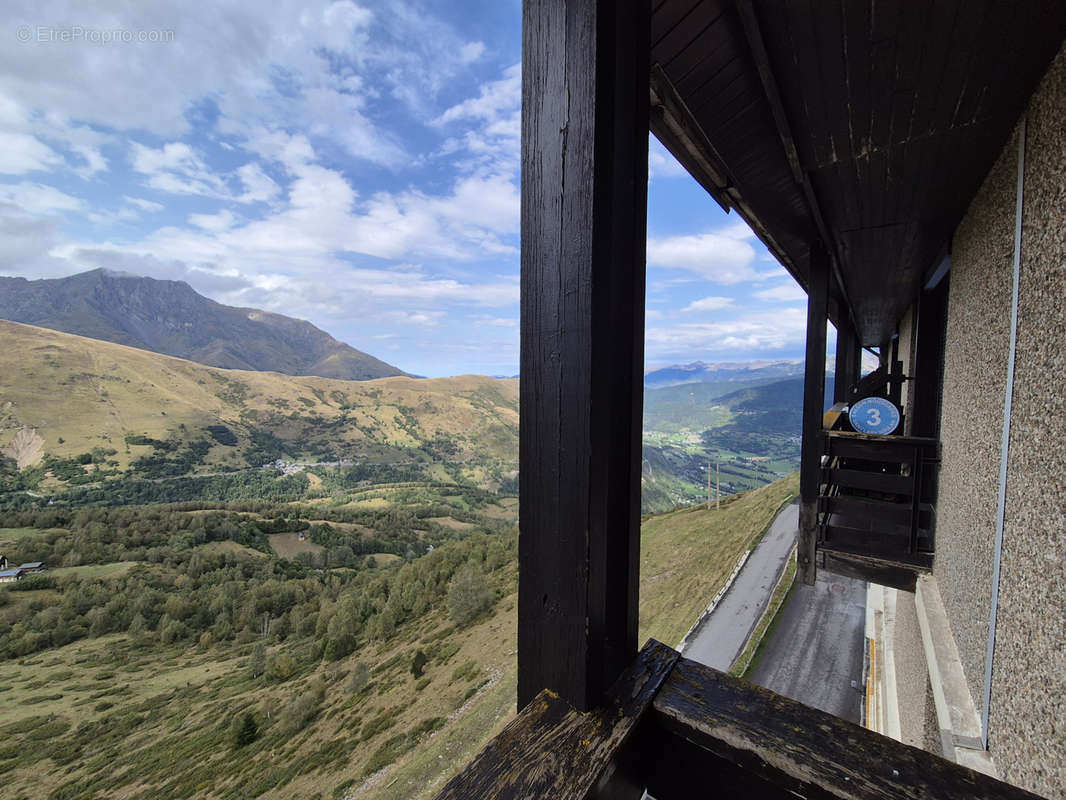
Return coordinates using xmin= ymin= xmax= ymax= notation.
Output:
xmin=982 ymin=116 xmax=1025 ymax=749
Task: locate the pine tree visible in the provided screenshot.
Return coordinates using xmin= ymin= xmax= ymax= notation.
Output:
xmin=232 ymin=712 xmax=258 ymax=748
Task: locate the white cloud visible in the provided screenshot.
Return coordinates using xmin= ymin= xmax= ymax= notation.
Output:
xmin=437 ymin=64 xmax=519 ymax=125
xmin=682 ymin=296 xmax=733 ymax=313
xmin=647 ymin=223 xmax=762 ymax=284
xmin=0 ymin=202 xmax=69 ymax=276
xmin=473 ymin=316 xmax=517 ymax=328
xmin=649 ymin=135 xmax=687 ymax=179
xmin=754 ymin=281 xmax=806 ymax=302
xmin=188 ymin=209 xmax=236 ymax=232
xmin=381 ymin=309 xmax=446 ymax=327
xmin=0 ymin=131 xmax=62 ymax=174
xmin=435 ymin=63 xmax=520 ymax=175
xmin=123 ymin=195 xmax=164 ymax=212
xmin=131 ymin=141 xmax=230 ymax=198
xmin=0 ymin=182 xmax=84 ymax=214
xmin=645 ymin=307 xmax=808 ymax=358
xmin=236 ymin=162 xmax=280 ymax=204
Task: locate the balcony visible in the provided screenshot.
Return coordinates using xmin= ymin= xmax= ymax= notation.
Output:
xmin=816 ymin=430 xmax=940 ymax=591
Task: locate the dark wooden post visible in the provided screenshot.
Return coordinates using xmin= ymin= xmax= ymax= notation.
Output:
xmin=798 ymin=243 xmax=829 ymax=586
xmin=519 ymin=0 xmax=650 ymax=711
xmin=833 ymin=321 xmax=858 ymax=404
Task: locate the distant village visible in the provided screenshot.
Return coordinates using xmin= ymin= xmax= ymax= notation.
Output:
xmin=265 ymin=458 xmax=355 ymax=476
xmin=0 ymin=557 xmax=46 ymax=583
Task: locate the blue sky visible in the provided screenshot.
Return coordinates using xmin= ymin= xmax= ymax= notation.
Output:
xmin=0 ymin=1 xmax=822 ymax=377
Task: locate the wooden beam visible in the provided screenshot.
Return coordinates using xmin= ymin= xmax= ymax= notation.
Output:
xmin=833 ymin=321 xmax=859 ymax=403
xmin=734 ymin=0 xmax=857 ymax=335
xmin=649 ymin=656 xmax=1045 ymax=799
xmin=519 ymin=0 xmax=649 ymax=711
xmin=798 ymin=242 xmax=829 ymax=585
xmin=432 ymin=641 xmax=678 ymax=800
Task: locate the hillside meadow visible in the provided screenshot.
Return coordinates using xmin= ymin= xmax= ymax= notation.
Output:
xmin=0 ymin=473 xmax=798 ymax=799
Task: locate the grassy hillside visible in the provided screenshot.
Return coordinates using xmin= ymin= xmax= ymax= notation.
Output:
xmin=0 ymin=469 xmax=797 ymax=799
xmin=639 ymin=472 xmax=799 ymax=646
xmin=0 ymin=320 xmax=518 ymax=505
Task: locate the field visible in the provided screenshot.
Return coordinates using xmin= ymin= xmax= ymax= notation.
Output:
xmin=268 ymin=533 xmax=325 ymax=560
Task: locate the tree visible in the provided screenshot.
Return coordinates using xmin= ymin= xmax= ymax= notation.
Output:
xmin=324 ymin=595 xmax=360 ymax=660
xmin=410 ymin=649 xmax=428 ymax=679
xmin=248 ymin=641 xmax=267 ymax=679
xmin=447 ymin=562 xmax=493 ymax=625
xmin=127 ymin=612 xmax=148 ymax=643
xmin=231 ymin=712 xmax=258 ymax=748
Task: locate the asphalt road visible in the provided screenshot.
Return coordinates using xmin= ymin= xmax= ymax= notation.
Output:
xmin=748 ymin=570 xmax=867 ymax=723
xmin=684 ymin=501 xmax=799 ymax=671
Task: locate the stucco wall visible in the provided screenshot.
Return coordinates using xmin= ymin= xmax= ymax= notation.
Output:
xmin=939 ymin=42 xmax=1066 ymax=797
xmin=937 ymin=127 xmax=1015 ymax=716
xmin=989 ymin=42 xmax=1066 ymax=796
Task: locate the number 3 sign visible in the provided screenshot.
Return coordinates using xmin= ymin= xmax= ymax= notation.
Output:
xmin=848 ymin=396 xmax=901 ymax=435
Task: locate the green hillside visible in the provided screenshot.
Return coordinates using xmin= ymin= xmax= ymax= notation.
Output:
xmin=0 ymin=320 xmax=518 ymax=509
xmin=0 ymin=461 xmax=797 ymax=799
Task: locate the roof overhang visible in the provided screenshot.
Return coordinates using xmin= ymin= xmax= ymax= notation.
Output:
xmin=651 ymin=0 xmax=1066 ymax=345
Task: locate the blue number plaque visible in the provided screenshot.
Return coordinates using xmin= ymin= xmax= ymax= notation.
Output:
xmin=849 ymin=396 xmax=901 ymax=435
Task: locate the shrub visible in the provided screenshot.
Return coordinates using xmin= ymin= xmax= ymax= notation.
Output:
xmin=410 ymin=649 xmax=427 ymax=678
xmin=265 ymin=651 xmax=299 ymax=683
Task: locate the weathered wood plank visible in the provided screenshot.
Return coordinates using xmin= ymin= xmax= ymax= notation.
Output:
xmin=819 ymin=547 xmax=920 ymax=593
xmin=824 ymin=467 xmax=912 ymax=495
xmin=651 ymin=656 xmax=1045 ymax=800
xmin=432 ymin=641 xmax=679 ymax=800
xmin=826 ymin=430 xmax=939 ymax=449
xmin=825 ymin=436 xmax=922 ymax=464
xmin=820 ymin=494 xmax=934 ymax=528
xmin=822 ymin=525 xmax=932 ymax=559
xmin=519 ymin=0 xmax=649 ymax=712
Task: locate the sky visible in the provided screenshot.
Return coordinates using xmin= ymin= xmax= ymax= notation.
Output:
xmin=0 ymin=1 xmax=825 ymax=378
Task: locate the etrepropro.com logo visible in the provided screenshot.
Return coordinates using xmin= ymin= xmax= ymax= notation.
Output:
xmin=16 ymin=25 xmax=175 ymax=44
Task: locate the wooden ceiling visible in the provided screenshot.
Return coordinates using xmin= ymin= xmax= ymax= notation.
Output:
xmin=650 ymin=0 xmax=1066 ymax=346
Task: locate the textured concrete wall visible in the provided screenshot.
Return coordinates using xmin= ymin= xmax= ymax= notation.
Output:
xmin=937 ymin=129 xmax=1015 ymax=713
xmin=939 ymin=43 xmax=1066 ymax=797
xmin=989 ymin=43 xmax=1066 ymax=796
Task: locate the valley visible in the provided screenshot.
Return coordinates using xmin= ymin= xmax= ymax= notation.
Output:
xmin=0 ymin=318 xmax=806 ymax=799
xmin=640 ymin=368 xmax=832 ymax=512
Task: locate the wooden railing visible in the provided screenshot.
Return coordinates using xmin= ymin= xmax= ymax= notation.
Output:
xmin=816 ymin=430 xmax=939 ymax=590
xmin=432 ymin=640 xmax=1043 ymax=800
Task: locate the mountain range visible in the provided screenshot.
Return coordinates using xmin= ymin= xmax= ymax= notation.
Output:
xmin=0 ymin=269 xmax=409 ymax=381
xmin=643 ymin=359 xmax=806 ymax=387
